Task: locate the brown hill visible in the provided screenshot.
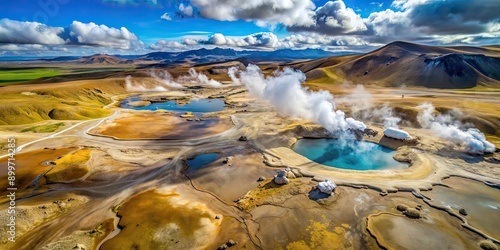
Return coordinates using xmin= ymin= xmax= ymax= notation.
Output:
xmin=73 ymin=54 xmax=128 ymax=65
xmin=294 ymin=41 xmax=500 ymax=88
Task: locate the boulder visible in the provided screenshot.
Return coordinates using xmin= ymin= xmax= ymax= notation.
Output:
xmin=404 ymin=208 xmax=421 ymax=219
xmin=317 ymin=180 xmax=336 ymax=195
xmin=227 ymin=239 xmax=237 ymax=247
xmin=274 ymin=169 xmax=289 ymax=185
xmin=459 ymin=208 xmax=468 ymax=216
xmin=396 ymin=204 xmax=408 ymax=212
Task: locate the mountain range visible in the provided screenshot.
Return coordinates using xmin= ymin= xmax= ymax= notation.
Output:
xmin=41 ymin=48 xmax=343 ymax=65
xmin=291 ymin=41 xmax=500 ymax=88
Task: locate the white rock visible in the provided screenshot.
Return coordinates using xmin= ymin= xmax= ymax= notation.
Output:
xmin=317 ymin=180 xmax=336 ymax=195
xmin=383 ymin=127 xmax=412 ymax=140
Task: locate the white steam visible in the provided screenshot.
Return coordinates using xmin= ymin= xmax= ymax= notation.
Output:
xmin=188 ymin=68 xmax=223 ymax=87
xmin=339 ymin=85 xmax=401 ymax=128
xmin=125 ymin=75 xmax=168 ymax=92
xmin=149 ymin=70 xmax=185 ymax=89
xmin=417 ymin=102 xmax=495 ymax=154
xmin=238 ymin=64 xmax=366 ymax=133
xmin=227 ymin=66 xmax=241 ymax=85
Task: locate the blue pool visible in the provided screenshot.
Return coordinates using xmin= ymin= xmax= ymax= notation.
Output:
xmin=292 ymin=139 xmax=407 ymax=170
xmin=185 ymin=153 xmax=219 ymax=174
xmin=121 ymin=97 xmax=225 ymax=113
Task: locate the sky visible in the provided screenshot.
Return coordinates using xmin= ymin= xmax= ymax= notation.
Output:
xmin=0 ymin=0 xmax=499 ymax=56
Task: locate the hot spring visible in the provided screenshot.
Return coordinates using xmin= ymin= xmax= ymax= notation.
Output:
xmin=292 ymin=139 xmax=407 ymax=170
xmin=185 ymin=153 xmax=219 ymax=174
xmin=121 ymin=97 xmax=225 ymax=112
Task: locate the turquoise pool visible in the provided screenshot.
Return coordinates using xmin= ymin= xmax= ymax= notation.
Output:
xmin=185 ymin=153 xmax=219 ymax=174
xmin=121 ymin=97 xmax=225 ymax=113
xmin=292 ymin=139 xmax=407 ymax=170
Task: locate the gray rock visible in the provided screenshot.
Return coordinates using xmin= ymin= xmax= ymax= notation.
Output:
xmin=274 ymin=169 xmax=290 ymax=185
xmin=72 ymin=244 xmax=87 ymax=250
xmin=217 ymin=244 xmax=228 ymax=250
xmin=459 ymin=208 xmax=467 ymax=216
xmin=227 ymin=239 xmax=237 ymax=247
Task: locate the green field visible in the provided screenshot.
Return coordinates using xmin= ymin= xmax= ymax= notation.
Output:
xmin=0 ymin=67 xmax=136 ymax=85
xmin=0 ymin=68 xmax=63 ymax=84
xmin=21 ymin=122 xmax=66 ymax=133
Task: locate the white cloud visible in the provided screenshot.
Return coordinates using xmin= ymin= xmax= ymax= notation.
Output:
xmin=185 ymin=32 xmax=283 ymax=48
xmin=190 ymin=0 xmax=317 ymax=27
xmin=179 ymin=3 xmax=194 ymax=17
xmin=160 ymin=13 xmax=172 ymax=21
xmin=282 ymin=33 xmax=368 ymax=47
xmin=0 ymin=19 xmax=66 ymax=45
xmin=288 ymin=1 xmax=384 ymax=36
xmin=0 ymin=19 xmax=143 ymax=51
xmin=208 ymin=33 xmax=227 ymax=45
xmin=150 ymin=40 xmax=186 ymax=50
xmin=364 ymin=9 xmax=411 ymax=37
xmin=67 ymin=21 xmax=140 ymax=49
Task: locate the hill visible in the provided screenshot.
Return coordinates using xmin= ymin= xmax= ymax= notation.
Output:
xmin=73 ymin=54 xmax=128 ymax=65
xmin=294 ymin=41 xmax=500 ymax=88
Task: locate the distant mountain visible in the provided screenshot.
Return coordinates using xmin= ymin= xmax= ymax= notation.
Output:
xmin=291 ymin=41 xmax=500 ymax=89
xmin=40 ymin=56 xmax=80 ymax=61
xmin=138 ymin=48 xmax=340 ymax=64
xmin=1 ymin=48 xmax=342 ymax=64
xmin=73 ymin=54 xmax=128 ymax=64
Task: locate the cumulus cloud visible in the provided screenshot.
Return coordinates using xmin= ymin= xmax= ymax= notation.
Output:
xmin=185 ymin=32 xmax=282 ymax=48
xmin=288 ymin=0 xmax=367 ymax=35
xmin=175 ymin=31 xmax=373 ymax=52
xmin=190 ymin=0 xmax=317 ymax=27
xmin=67 ymin=21 xmax=139 ymax=49
xmin=150 ymin=40 xmax=185 ymax=50
xmin=281 ymin=33 xmax=369 ymax=48
xmin=0 ymin=19 xmax=66 ymax=45
xmin=0 ymin=19 xmax=142 ymax=50
xmin=408 ymin=0 xmax=500 ymax=35
xmin=179 ymin=3 xmax=194 ymax=17
xmin=363 ymin=0 xmax=500 ymax=43
xmin=185 ymin=0 xmax=499 ymax=46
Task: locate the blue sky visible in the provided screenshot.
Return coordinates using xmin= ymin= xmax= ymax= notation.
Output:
xmin=0 ymin=0 xmax=498 ymax=56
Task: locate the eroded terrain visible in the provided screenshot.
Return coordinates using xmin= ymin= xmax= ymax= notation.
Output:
xmin=0 ymin=80 xmax=499 ymax=250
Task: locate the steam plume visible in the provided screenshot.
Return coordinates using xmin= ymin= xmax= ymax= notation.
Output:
xmin=417 ymin=102 xmax=495 ymax=154
xmin=238 ymin=64 xmax=366 ymax=133
xmin=228 ymin=66 xmax=241 ymax=85
xmin=188 ymin=68 xmax=223 ymax=87
xmin=125 ymin=75 xmax=168 ymax=92
xmin=339 ymin=85 xmax=401 ymax=128
xmin=149 ymin=70 xmax=185 ymax=88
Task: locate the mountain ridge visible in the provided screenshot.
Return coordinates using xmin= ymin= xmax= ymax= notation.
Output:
xmin=293 ymin=41 xmax=500 ymax=89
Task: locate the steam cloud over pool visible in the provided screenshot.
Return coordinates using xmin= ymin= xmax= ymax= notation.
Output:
xmin=238 ymin=64 xmax=366 ymax=133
